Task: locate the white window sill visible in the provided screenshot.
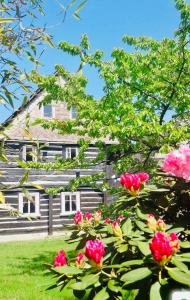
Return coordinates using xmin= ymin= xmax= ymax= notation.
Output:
xmin=60 ymin=212 xmax=76 ymax=217
xmin=18 ymin=214 xmax=41 ymax=219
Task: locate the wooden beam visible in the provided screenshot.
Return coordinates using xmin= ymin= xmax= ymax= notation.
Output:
xmin=48 ymin=194 xmax=53 ymax=235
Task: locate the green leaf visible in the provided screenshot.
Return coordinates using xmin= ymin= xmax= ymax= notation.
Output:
xmin=180 ymin=241 xmax=190 ymax=248
xmin=180 ymin=253 xmax=190 ymax=258
xmin=0 ymin=18 xmax=17 ymax=23
xmin=53 ymin=266 xmax=82 ymax=276
xmin=150 ymin=281 xmax=162 ymax=300
xmin=117 ymin=244 xmax=128 ymax=253
xmin=137 ymin=241 xmax=151 ymax=256
xmin=108 ymin=280 xmax=120 ymax=293
xmin=167 ymin=268 xmax=190 ymax=287
xmin=103 ymin=237 xmax=119 ymax=244
xmin=0 ymin=192 xmax=5 ymax=204
xmin=93 ymin=287 xmax=109 ymax=300
xmin=122 ymin=218 xmax=132 ymax=237
xmin=71 ymin=274 xmax=99 ymax=290
xmin=172 ymin=258 xmax=188 ymax=272
xmin=121 ymin=267 xmax=152 ymax=284
xmin=74 ymin=0 xmax=88 ymax=15
xmin=136 ymin=208 xmax=148 ymax=221
xmin=121 ymin=259 xmax=144 ymax=267
xmin=135 ymin=220 xmax=152 ymax=233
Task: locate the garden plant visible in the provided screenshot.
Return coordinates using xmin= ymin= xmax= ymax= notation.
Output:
xmin=46 ymin=145 xmax=190 ymax=300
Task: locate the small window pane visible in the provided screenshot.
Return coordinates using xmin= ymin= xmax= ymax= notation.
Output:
xmin=71 ymin=107 xmax=77 ymax=119
xmin=72 ymin=200 xmax=76 ymax=211
xmin=26 ymin=148 xmax=33 ymax=162
xmin=65 ymin=195 xmax=70 ymax=201
xmin=72 ymin=195 xmax=76 ymax=201
xmin=44 ymin=105 xmax=53 ymax=118
xmin=71 ymin=148 xmax=77 ymax=159
xmin=23 ymin=197 xmax=29 ymax=213
xmin=65 ymin=200 xmax=70 ymax=211
xmin=30 ymin=201 xmax=35 ymax=213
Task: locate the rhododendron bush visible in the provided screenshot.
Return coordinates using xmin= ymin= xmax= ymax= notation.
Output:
xmin=46 ymin=145 xmax=190 ymax=300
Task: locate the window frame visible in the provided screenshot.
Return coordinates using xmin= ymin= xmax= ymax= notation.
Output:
xmin=18 ymin=192 xmax=40 ymax=217
xmin=22 ymin=145 xmax=37 ymax=162
xmin=65 ymin=147 xmax=79 ymax=159
xmin=70 ymin=106 xmax=77 ymax=120
xmin=42 ymin=104 xmax=55 ymax=118
xmin=60 ymin=192 xmax=80 ymax=216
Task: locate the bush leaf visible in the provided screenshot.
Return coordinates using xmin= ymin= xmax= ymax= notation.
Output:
xmin=94 ymin=287 xmax=109 ymax=300
xmin=150 ymin=281 xmax=162 ymax=300
xmin=121 ymin=267 xmax=152 ymax=283
xmin=167 ymin=268 xmax=190 ymax=287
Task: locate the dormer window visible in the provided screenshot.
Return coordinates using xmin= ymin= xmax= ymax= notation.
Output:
xmin=43 ymin=104 xmax=53 ymax=118
xmin=70 ymin=107 xmax=77 ymax=119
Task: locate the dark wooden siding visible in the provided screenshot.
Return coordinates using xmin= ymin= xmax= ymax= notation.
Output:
xmin=0 ymin=141 xmax=105 ymax=236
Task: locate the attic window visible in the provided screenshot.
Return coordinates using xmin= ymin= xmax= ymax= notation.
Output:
xmin=70 ymin=107 xmax=77 ymax=119
xmin=43 ymin=104 xmax=53 ymax=118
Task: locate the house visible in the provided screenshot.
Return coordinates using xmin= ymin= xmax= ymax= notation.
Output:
xmin=0 ymin=87 xmax=107 ymax=238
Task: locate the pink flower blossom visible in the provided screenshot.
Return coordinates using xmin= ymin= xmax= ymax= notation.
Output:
xmin=85 ymin=239 xmax=105 ymax=267
xmin=120 ymin=172 xmax=149 ymax=195
xmin=84 ymin=212 xmax=92 ymax=221
xmin=54 ymin=250 xmax=67 ymax=267
xmin=147 ymin=214 xmax=157 ymax=231
xmin=76 ymin=252 xmax=85 ymax=267
xmin=162 ymin=144 xmax=190 ymax=182
xmin=138 ymin=172 xmax=149 ymax=183
xmin=74 ymin=211 xmax=83 ymax=225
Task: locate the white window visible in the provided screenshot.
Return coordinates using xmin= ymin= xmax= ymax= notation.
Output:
xmin=70 ymin=107 xmax=77 ymax=119
xmin=18 ymin=192 xmax=40 ymax=217
xmin=66 ymin=147 xmax=79 ymax=159
xmin=61 ymin=192 xmax=80 ymax=215
xmin=43 ymin=104 xmax=54 ymax=118
xmin=22 ymin=145 xmax=37 ymax=162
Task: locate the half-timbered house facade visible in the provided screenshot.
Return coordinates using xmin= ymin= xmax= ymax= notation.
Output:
xmin=0 ymin=87 xmax=106 ymax=237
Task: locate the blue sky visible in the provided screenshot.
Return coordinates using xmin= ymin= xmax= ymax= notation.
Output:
xmin=0 ymin=0 xmax=187 ymax=123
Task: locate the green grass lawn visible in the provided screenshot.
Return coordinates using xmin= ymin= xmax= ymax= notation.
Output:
xmin=0 ymin=237 xmax=76 ymax=300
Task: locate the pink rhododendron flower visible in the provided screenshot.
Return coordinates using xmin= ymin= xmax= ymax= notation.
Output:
xmin=169 ymin=232 xmax=180 ymax=254
xmin=74 ymin=211 xmax=83 ymax=225
xmin=112 ymin=221 xmax=122 ymax=238
xmin=138 ymin=172 xmax=149 ymax=183
xmin=54 ymin=250 xmax=67 ymax=267
xmin=85 ymin=239 xmax=105 ymax=267
xmin=84 ymin=212 xmax=92 ymax=221
xmin=76 ymin=252 xmax=85 ymax=267
xmin=120 ymin=172 xmax=149 ymax=195
xmin=162 ymin=144 xmax=190 ymax=182
xmin=150 ymin=232 xmax=179 ymax=265
xmin=105 ymin=217 xmax=111 ymax=224
xmin=118 ymin=215 xmax=124 ymax=222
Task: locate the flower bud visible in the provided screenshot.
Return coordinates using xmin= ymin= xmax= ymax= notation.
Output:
xmin=94 ymin=209 xmax=101 ymax=224
xmin=85 ymin=239 xmax=105 ymax=268
xmin=156 ymin=219 xmax=166 ymax=232
xmin=84 ymin=211 xmax=92 ymax=223
xmin=54 ymin=250 xmax=67 ymax=267
xmin=118 ymin=215 xmax=124 ymax=222
xmin=105 ymin=217 xmax=111 ymax=224
xmin=74 ymin=211 xmax=83 ymax=226
xmin=112 ymin=221 xmax=122 ymax=238
xmin=169 ymin=232 xmax=180 ymax=254
xmin=150 ymin=232 xmax=173 ymax=266
xmin=147 ymin=214 xmax=157 ymax=231
xmin=76 ymin=252 xmax=85 ymax=267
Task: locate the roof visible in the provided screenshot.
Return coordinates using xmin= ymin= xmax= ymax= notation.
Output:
xmin=2 ymin=87 xmax=43 ymax=127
